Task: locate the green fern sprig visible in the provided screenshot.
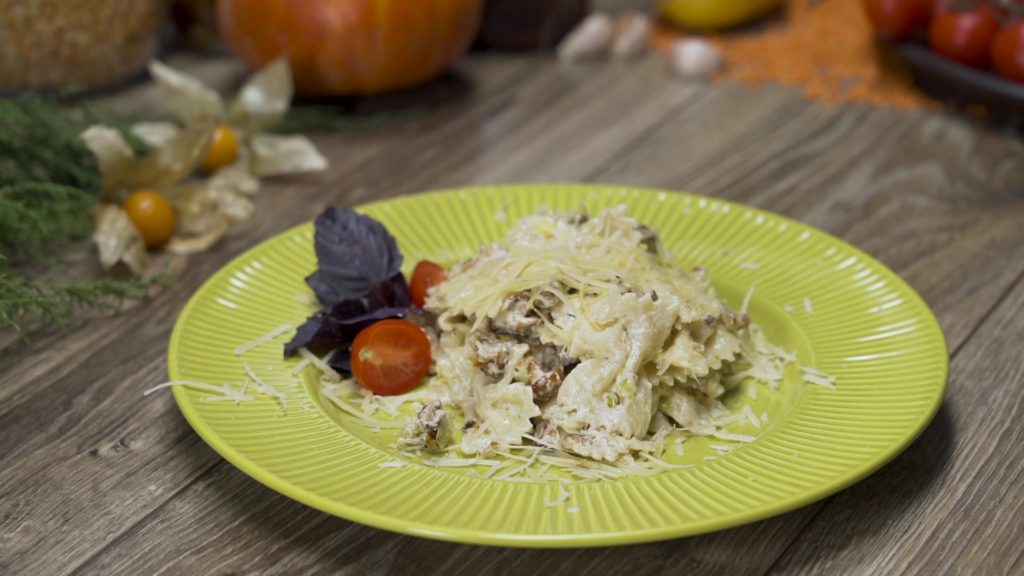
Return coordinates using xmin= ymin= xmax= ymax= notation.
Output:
xmin=0 ymin=183 xmax=95 ymax=261
xmin=0 ymin=96 xmax=170 ymax=338
xmin=0 ymin=264 xmax=168 ymax=338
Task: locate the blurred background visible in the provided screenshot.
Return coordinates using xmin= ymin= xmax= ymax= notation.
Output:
xmin=4 ymin=0 xmax=1023 ymax=112
xmin=1 ymin=0 xmax=1022 ymax=335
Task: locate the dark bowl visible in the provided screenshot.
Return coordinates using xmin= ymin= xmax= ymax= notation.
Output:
xmin=887 ymin=39 xmax=1024 ymax=117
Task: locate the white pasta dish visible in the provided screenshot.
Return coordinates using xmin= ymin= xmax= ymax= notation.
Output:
xmin=399 ymin=206 xmax=795 ymax=465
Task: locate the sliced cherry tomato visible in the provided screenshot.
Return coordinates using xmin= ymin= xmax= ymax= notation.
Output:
xmin=928 ymin=5 xmax=1000 ymax=68
xmin=992 ymin=20 xmax=1024 ymax=83
xmin=863 ymin=0 xmax=926 ymax=39
xmin=409 ymin=260 xmax=448 ymax=308
xmin=350 ymin=319 xmax=431 ymax=396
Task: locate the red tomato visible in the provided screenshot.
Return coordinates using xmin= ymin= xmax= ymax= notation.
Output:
xmin=992 ymin=21 xmax=1024 ymax=83
xmin=409 ymin=260 xmax=448 ymax=308
xmin=863 ymin=0 xmax=926 ymax=39
xmin=922 ymin=0 xmax=945 ymax=22
xmin=928 ymin=6 xmax=1001 ymax=68
xmin=351 ymin=319 xmax=431 ymax=396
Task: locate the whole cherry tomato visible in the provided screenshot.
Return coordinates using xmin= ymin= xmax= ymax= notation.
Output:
xmin=922 ymin=0 xmax=945 ymax=21
xmin=863 ymin=0 xmax=926 ymax=39
xmin=928 ymin=5 xmax=1001 ymax=68
xmin=409 ymin=260 xmax=448 ymax=308
xmin=992 ymin=20 xmax=1024 ymax=83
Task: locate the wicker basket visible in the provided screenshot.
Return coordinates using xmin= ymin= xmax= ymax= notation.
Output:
xmin=0 ymin=0 xmax=166 ymax=92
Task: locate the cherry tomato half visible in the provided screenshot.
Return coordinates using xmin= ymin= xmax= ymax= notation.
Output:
xmin=123 ymin=189 xmax=176 ymax=248
xmin=409 ymin=260 xmax=448 ymax=308
xmin=863 ymin=0 xmax=925 ymax=39
xmin=928 ymin=6 xmax=1000 ymax=68
xmin=992 ymin=21 xmax=1024 ymax=83
xmin=351 ymin=319 xmax=431 ymax=396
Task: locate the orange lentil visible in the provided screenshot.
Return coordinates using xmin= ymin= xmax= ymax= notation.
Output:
xmin=652 ymin=0 xmax=937 ymax=110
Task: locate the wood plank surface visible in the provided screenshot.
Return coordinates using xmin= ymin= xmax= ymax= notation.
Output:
xmin=1 ymin=42 xmax=1023 ymax=576
xmin=0 ymin=53 xmax=538 ymax=576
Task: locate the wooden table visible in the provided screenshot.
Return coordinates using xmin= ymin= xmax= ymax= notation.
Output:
xmin=2 ymin=47 xmax=1023 ymax=575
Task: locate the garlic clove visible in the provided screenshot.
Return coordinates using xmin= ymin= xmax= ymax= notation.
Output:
xmin=557 ymin=13 xmax=615 ymax=63
xmin=612 ymin=13 xmax=651 ymax=59
xmin=669 ymin=39 xmax=723 ymax=78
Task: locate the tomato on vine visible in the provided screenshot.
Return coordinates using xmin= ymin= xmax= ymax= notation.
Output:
xmin=863 ymin=0 xmax=926 ymax=39
xmin=928 ymin=4 xmax=1001 ymax=68
xmin=992 ymin=20 xmax=1024 ymax=82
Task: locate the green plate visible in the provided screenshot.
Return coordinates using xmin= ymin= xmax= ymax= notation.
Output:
xmin=167 ymin=184 xmax=948 ymax=547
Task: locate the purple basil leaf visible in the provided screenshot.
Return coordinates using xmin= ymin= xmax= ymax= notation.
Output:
xmin=283 ymin=302 xmax=409 ymax=356
xmin=283 ymin=311 xmax=332 ymax=356
xmin=328 ymin=348 xmax=352 ymax=374
xmin=284 ymin=299 xmax=366 ymax=355
xmin=368 ymin=272 xmax=411 ymax=310
xmin=306 ymin=208 xmax=403 ymax=306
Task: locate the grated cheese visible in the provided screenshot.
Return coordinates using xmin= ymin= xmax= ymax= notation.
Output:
xmin=801 ymin=365 xmax=830 ymax=377
xmin=711 ymin=430 xmax=757 ymax=443
xmin=143 ymin=380 xmax=253 ymax=402
xmin=319 ymin=384 xmax=406 ymax=428
xmin=423 ymin=457 xmax=502 ymax=467
xmin=742 ymin=404 xmax=761 ymax=429
xmin=639 ymin=452 xmax=693 ymax=469
xmin=802 ymin=372 xmax=837 ymax=390
xmin=531 ymin=463 xmax=553 ymax=480
xmin=237 ymin=379 xmax=250 ymax=405
xmin=244 ymin=361 xmax=288 ymax=410
xmin=298 ymin=347 xmax=341 ymax=382
xmin=502 ymin=476 xmax=558 ymax=484
xmin=420 ymin=207 xmax=795 ymax=469
xmin=378 ymin=461 xmax=405 ymax=468
xmin=544 ymin=483 xmax=572 ymax=508
xmin=521 ymin=433 xmax=561 ymax=451
xmin=495 ymin=448 xmax=540 ymax=481
xmin=740 ymin=285 xmax=755 ymax=315
xmin=674 ymin=437 xmax=686 ymax=457
xmin=804 ymin=297 xmax=814 ymax=315
xmin=234 ymin=323 xmax=293 ymax=356
xmin=484 ymin=461 xmax=511 ymax=479
xmin=289 ymin=357 xmax=312 ymax=376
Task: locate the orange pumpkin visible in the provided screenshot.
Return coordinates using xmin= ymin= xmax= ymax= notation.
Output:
xmin=216 ymin=0 xmax=484 ymax=95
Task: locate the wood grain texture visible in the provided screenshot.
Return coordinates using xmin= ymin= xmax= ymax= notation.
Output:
xmin=0 ymin=53 xmax=536 ymax=576
xmin=2 ymin=42 xmax=1023 ymax=576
